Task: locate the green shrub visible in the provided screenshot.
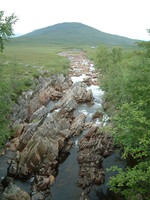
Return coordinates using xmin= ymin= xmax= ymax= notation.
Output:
xmin=95 ymin=41 xmax=150 ymax=199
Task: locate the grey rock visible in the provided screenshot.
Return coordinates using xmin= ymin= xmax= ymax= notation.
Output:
xmin=29 ymin=106 xmax=48 ymax=123
xmin=70 ymin=114 xmax=86 ymax=136
xmin=1 ymin=182 xmax=30 ymax=200
xmin=77 ymin=129 xmax=113 ymax=189
xmin=16 ymin=110 xmax=71 ymax=177
xmin=8 ymin=160 xmax=18 ymax=177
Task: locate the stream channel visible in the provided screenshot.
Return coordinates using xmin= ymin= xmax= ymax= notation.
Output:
xmin=0 ymin=51 xmax=125 ymax=200
xmin=49 ymin=51 xmax=126 ymax=200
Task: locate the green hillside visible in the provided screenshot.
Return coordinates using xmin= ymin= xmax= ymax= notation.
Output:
xmin=13 ymin=22 xmax=138 ymax=47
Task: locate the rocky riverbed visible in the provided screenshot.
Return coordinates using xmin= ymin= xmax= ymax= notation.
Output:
xmin=0 ymin=50 xmax=116 ymax=200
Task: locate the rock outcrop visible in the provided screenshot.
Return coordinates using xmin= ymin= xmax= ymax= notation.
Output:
xmin=2 ymin=182 xmax=30 ymax=200
xmin=1 ymin=51 xmax=114 ymax=199
xmin=11 ymin=74 xmax=72 ymax=124
xmin=70 ymin=114 xmax=86 ymax=136
xmin=8 ymin=73 xmax=94 ymax=198
xmin=77 ymin=126 xmax=114 ymax=189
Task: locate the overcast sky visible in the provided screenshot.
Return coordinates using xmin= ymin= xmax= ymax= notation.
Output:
xmin=1 ymin=0 xmax=150 ymax=40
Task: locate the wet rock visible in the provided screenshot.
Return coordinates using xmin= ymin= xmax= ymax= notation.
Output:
xmin=79 ymin=192 xmax=90 ymax=200
xmin=31 ymin=191 xmax=44 ymax=200
xmin=84 ymin=122 xmax=94 ymax=129
xmin=72 ymin=82 xmax=93 ymax=103
xmin=1 ymin=176 xmax=14 ymax=188
xmin=22 ymin=89 xmax=34 ymax=100
xmin=102 ymin=133 xmax=114 ymax=157
xmin=84 ymin=124 xmax=98 ymax=139
xmin=77 ymin=129 xmax=113 ymax=189
xmin=15 ymin=111 xmax=72 ymax=177
xmin=63 ymin=140 xmax=74 ymax=152
xmin=92 ymin=110 xmax=104 ymax=119
xmin=83 ymin=76 xmax=92 ymax=86
xmin=35 ymin=175 xmax=51 ymax=191
xmin=12 ymin=100 xmax=29 ymax=123
xmin=28 ymin=87 xmax=58 ymax=118
xmin=33 ymin=174 xmax=55 ymax=192
xmin=59 ymin=98 xmax=77 ymax=117
xmin=38 ymin=87 xmax=62 ymax=104
xmin=11 ymin=74 xmax=71 ymax=124
xmin=52 ymin=74 xmax=72 ymax=91
xmin=28 ymin=97 xmax=41 ymax=119
xmin=8 ymin=160 xmax=18 ymax=177
xmin=10 ymin=138 xmax=19 ymax=151
xmin=1 ymin=182 xmax=30 ymax=200
xmin=59 ymin=129 xmax=71 ymax=139
xmin=18 ymin=121 xmax=40 ymax=151
xmin=70 ymin=114 xmax=86 ymax=136
xmin=29 ymin=106 xmax=48 ymax=123
xmin=5 ymin=142 xmax=11 ymax=148
xmin=12 ymin=90 xmax=34 ymax=123
xmin=49 ymin=175 xmax=55 ymax=185
xmin=55 ymin=82 xmax=93 ymax=110
xmin=0 ymin=150 xmax=6 ymax=156
xmin=12 ymin=121 xmax=26 ymax=137
xmin=17 ymin=137 xmax=53 ymax=176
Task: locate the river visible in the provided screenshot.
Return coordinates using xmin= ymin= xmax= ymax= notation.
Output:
xmin=0 ymin=50 xmax=126 ymax=200
xmin=49 ymin=51 xmax=126 ymax=200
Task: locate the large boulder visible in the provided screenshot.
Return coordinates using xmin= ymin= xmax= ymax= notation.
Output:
xmin=71 ymin=82 xmax=93 ymax=103
xmin=12 ymin=110 xmax=72 ymax=177
xmin=29 ymin=106 xmax=48 ymax=123
xmin=70 ymin=114 xmax=86 ymax=136
xmin=55 ymin=82 xmax=93 ymax=110
xmin=18 ymin=121 xmax=41 ymax=151
xmin=28 ymin=87 xmax=62 ymax=118
xmin=1 ymin=182 xmax=30 ymax=200
xmin=83 ymin=76 xmax=92 ymax=86
xmin=92 ymin=110 xmax=103 ymax=120
xmin=79 ymin=192 xmax=90 ymax=200
xmin=11 ymin=74 xmax=72 ymax=124
xmin=11 ymin=90 xmax=34 ymax=123
xmin=52 ymin=74 xmax=72 ymax=91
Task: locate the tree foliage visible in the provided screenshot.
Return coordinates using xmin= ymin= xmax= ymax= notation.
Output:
xmin=0 ymin=11 xmax=17 ymax=52
xmin=96 ymin=34 xmax=150 ymax=199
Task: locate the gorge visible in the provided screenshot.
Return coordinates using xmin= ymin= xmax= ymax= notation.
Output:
xmin=0 ymin=50 xmax=125 ymax=200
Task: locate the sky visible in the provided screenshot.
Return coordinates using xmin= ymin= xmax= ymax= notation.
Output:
xmin=1 ymin=0 xmax=150 ymax=40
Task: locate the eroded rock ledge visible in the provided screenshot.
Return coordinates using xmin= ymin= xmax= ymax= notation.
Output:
xmin=78 ymin=125 xmax=113 ymax=189
xmin=2 ymin=73 xmax=94 ymax=199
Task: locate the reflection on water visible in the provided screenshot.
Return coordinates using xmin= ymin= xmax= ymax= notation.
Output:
xmin=90 ymin=150 xmax=126 ymax=200
xmin=49 ymin=147 xmax=82 ymax=200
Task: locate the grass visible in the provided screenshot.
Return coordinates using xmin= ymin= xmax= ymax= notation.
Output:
xmin=4 ymin=43 xmax=70 ymax=73
xmin=0 ymin=40 xmax=136 ymax=148
xmin=0 ymin=43 xmax=70 ymax=147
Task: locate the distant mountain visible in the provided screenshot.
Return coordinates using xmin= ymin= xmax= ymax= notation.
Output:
xmin=14 ymin=22 xmax=138 ymax=47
